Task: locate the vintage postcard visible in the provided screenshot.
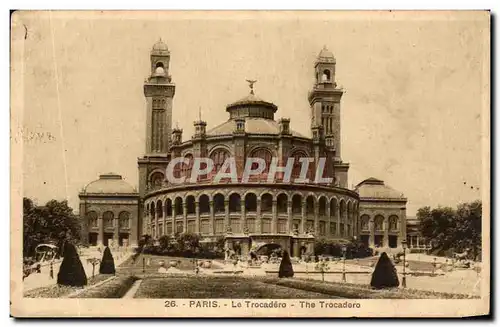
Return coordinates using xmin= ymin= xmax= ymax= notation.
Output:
xmin=10 ymin=10 xmax=490 ymax=318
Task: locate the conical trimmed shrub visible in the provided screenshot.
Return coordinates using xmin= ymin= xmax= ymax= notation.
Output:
xmin=99 ymin=246 xmax=116 ymax=275
xmin=57 ymin=243 xmax=88 ymax=287
xmin=278 ymin=250 xmax=294 ymax=278
xmin=370 ymin=252 xmax=399 ymax=289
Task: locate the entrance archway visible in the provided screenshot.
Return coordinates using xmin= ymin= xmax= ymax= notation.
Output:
xmin=255 ymin=243 xmax=283 ymax=257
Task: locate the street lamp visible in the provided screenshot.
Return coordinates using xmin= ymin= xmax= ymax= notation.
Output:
xmin=341 ymin=245 xmax=347 ymax=282
xmin=401 ymin=240 xmax=407 ymax=288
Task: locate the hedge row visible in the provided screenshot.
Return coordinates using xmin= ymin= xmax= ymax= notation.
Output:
xmin=75 ymin=276 xmax=138 ymax=298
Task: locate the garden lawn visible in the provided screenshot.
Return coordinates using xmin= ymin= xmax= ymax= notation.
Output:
xmin=259 ymin=277 xmax=479 ymax=299
xmin=23 ymin=274 xmax=113 ymax=298
xmin=75 ymin=276 xmax=138 ymax=298
xmin=133 ymin=275 xmax=338 ymax=299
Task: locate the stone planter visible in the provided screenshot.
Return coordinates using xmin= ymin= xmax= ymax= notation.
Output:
xmin=169 ymin=261 xmax=178 ymax=267
xmin=202 ymin=261 xmax=212 ymax=269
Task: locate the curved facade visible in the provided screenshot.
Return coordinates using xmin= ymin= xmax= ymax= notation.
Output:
xmin=79 ymin=41 xmax=408 ymax=255
xmin=137 ymin=42 xmax=361 ymax=257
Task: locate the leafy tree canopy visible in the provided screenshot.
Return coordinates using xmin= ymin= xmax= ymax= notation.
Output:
xmin=417 ymin=200 xmax=481 ymax=260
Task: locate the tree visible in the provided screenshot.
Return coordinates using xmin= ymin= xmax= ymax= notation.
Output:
xmin=157 ymin=235 xmax=171 ymax=251
xmin=57 ymin=242 xmax=87 ymax=287
xmin=278 ymin=250 xmax=294 ymax=278
xmin=418 ymin=201 xmax=482 ymax=260
xmin=23 ymin=197 xmax=81 ymax=258
xmin=176 ymin=233 xmax=201 ymax=254
xmin=370 ymin=252 xmax=399 ymax=289
xmin=99 ymin=247 xmax=116 ymax=274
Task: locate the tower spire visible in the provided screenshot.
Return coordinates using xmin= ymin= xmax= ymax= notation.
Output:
xmin=198 ymin=106 xmax=202 ymax=121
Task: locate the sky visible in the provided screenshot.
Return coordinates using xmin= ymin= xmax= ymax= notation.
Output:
xmin=12 ymin=11 xmax=489 ymax=216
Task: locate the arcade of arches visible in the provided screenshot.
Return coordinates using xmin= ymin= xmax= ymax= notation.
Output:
xmin=143 ymin=188 xmax=363 ymax=257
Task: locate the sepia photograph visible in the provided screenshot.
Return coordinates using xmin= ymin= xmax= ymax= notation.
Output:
xmin=10 ymin=10 xmax=490 ymax=317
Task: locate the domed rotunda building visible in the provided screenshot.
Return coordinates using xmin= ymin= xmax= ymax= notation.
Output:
xmin=80 ymin=41 xmax=408 ymax=256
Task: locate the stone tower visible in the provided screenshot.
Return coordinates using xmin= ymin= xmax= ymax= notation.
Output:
xmin=308 ymin=46 xmax=349 ymax=187
xmin=138 ymin=40 xmax=176 ymax=233
xmin=144 ymin=39 xmax=176 ymax=155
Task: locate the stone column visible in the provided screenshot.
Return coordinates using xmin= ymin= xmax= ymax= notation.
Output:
xmin=241 ymin=201 xmax=246 ymax=232
xmin=301 ymin=200 xmax=306 ymax=234
xmin=344 ymin=208 xmax=348 ymax=236
xmin=183 ymin=202 xmax=188 ymax=233
xmin=154 ymin=209 xmax=158 ymax=239
xmin=98 ymin=214 xmax=104 ymax=246
xmin=209 ymin=200 xmax=215 ymax=234
xmin=314 ymin=202 xmax=319 ymax=236
xmin=326 ymin=202 xmax=331 ymax=237
xmin=399 ymin=207 xmax=407 ymax=248
xmin=369 ymin=217 xmax=375 ymax=248
xmin=287 ymin=200 xmax=293 ymax=234
xmin=114 ymin=215 xmax=119 ymax=245
xmin=171 ymin=205 xmax=176 ymax=236
xmin=256 ymin=199 xmax=262 ymax=234
xmin=292 ymin=240 xmax=300 ymax=258
xmin=224 ymin=200 xmax=230 ymax=231
xmin=383 ymin=217 xmax=389 ymax=247
xmin=195 ymin=201 xmax=200 ymax=234
xmin=337 ymin=205 xmax=341 ymax=237
xmin=272 ymin=200 xmax=277 ymax=233
xmin=163 ymin=204 xmax=168 ymax=236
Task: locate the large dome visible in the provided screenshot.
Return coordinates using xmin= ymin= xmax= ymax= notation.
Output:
xmin=206 ymin=117 xmax=306 ymax=138
xmin=83 ymin=173 xmax=136 ymax=194
xmin=355 ymin=177 xmax=404 ymax=199
xmin=226 ymin=93 xmax=277 ymax=110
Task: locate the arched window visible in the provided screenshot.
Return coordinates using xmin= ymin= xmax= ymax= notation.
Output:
xmin=339 ymin=200 xmax=346 ymax=220
xmin=292 ymin=194 xmax=302 ymax=214
xmin=306 ymin=196 xmax=315 ymax=216
xmin=199 ymin=195 xmax=210 ymax=215
xmin=318 ymin=196 xmax=327 ymax=216
xmin=330 ymin=198 xmax=338 ymax=219
xmin=322 ymin=69 xmax=331 ymax=82
xmin=210 ymin=149 xmax=230 ymax=177
xmin=360 ymin=215 xmax=370 ymax=231
xmin=229 ymin=193 xmax=241 ymax=213
xmin=87 ymin=211 xmax=98 ymax=228
xmin=290 ymin=151 xmax=313 ymax=180
xmin=150 ymin=172 xmax=164 ymax=188
xmin=389 ymin=215 xmax=398 ymax=231
xmin=250 ymin=148 xmax=273 ymax=175
xmin=277 ymin=194 xmax=288 ymax=214
xmin=186 ymin=195 xmax=196 ymax=215
xmin=165 ymin=199 xmax=172 ymax=217
xmin=374 ymin=215 xmax=384 ymax=231
xmin=103 ymin=211 xmax=114 ymax=228
xmin=261 ymin=193 xmax=273 ymax=213
xmin=245 ymin=193 xmax=257 ymax=212
xmin=214 ymin=193 xmax=225 ymax=213
xmin=174 ymin=197 xmax=183 ymax=217
xmin=150 ymin=203 xmax=155 ymax=218
xmin=182 ymin=154 xmax=193 ymax=180
xmin=119 ymin=211 xmax=130 ymax=229
xmin=156 ymin=200 xmax=163 ymax=218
